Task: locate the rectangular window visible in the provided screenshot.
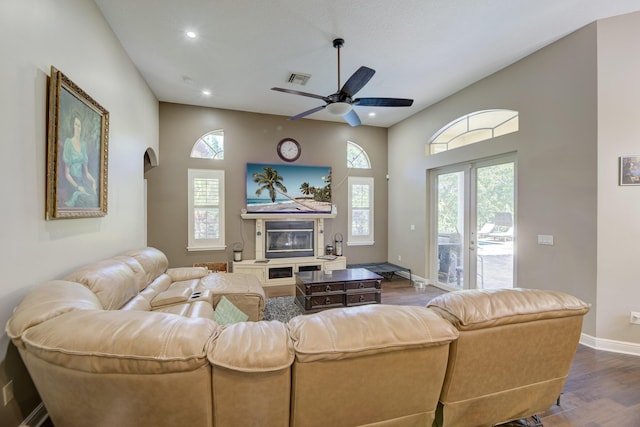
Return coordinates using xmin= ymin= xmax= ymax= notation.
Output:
xmin=188 ymin=169 xmax=225 ymax=251
xmin=348 ymin=176 xmax=374 ymax=246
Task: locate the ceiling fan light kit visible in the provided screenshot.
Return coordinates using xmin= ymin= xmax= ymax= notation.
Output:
xmin=327 ymin=102 xmax=352 ymax=116
xmin=271 ymin=37 xmax=413 ymax=127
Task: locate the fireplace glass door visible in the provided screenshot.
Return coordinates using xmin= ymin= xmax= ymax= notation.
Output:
xmin=265 ymin=221 xmax=314 ymax=258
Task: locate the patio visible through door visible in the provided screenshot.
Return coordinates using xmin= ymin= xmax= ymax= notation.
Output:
xmin=432 ymin=156 xmax=515 ymax=289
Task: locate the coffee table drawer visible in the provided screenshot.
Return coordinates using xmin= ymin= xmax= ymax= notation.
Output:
xmin=302 ymin=282 xmax=345 ymax=295
xmin=345 ymin=280 xmax=381 ymax=292
xmin=346 ymin=291 xmax=381 ymax=306
xmin=300 ymin=294 xmax=344 ymax=311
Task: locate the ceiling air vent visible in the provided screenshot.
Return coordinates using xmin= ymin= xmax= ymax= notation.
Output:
xmin=287 ymin=72 xmax=311 ymax=86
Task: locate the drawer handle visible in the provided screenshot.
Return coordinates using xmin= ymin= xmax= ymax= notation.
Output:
xmin=359 ymin=295 xmax=366 ymax=302
xmin=326 ymin=285 xmax=332 ymax=292
xmin=358 ymin=282 xmax=365 ymax=289
xmin=325 ymin=297 xmax=332 ymax=305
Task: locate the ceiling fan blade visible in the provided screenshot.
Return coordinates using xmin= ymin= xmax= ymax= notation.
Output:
xmin=354 ymin=97 xmax=414 ymax=107
xmin=343 ymin=109 xmax=361 ymax=127
xmin=341 ymin=66 xmax=375 ymax=98
xmin=271 ymin=87 xmax=330 ymax=102
xmin=289 ymin=105 xmax=327 ymax=121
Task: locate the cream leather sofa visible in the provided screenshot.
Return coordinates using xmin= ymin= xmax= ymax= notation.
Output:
xmin=428 ymin=288 xmax=590 ymax=427
xmin=6 ymin=247 xmax=589 ymax=427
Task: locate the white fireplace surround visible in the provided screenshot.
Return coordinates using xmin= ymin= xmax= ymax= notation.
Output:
xmin=241 ymin=206 xmax=337 ymax=260
xmin=235 ymin=207 xmax=345 ymax=287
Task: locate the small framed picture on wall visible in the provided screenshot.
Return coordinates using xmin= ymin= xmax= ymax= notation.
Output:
xmin=620 ymin=155 xmax=640 ymax=185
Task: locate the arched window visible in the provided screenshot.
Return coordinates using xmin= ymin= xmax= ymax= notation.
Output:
xmin=191 ymin=129 xmax=224 ymax=159
xmin=347 ymin=141 xmax=371 ymax=169
xmin=428 ymin=110 xmax=519 ymax=155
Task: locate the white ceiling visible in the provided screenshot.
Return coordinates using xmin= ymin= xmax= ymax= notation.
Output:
xmin=94 ymin=0 xmax=640 ymax=128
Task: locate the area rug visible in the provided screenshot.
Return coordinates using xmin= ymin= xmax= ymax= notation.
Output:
xmin=263 ymin=296 xmax=303 ymax=323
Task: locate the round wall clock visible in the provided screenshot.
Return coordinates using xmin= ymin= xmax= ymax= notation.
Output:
xmin=276 ymin=138 xmax=301 ymax=162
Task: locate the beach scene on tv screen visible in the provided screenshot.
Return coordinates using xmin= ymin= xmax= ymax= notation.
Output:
xmin=246 ymin=163 xmax=332 ymax=213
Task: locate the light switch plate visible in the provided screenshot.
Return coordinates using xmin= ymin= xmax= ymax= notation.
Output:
xmin=537 ymin=235 xmax=554 ymax=245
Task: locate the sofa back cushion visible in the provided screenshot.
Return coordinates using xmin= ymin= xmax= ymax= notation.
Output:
xmin=288 ymin=305 xmax=459 ymax=427
xmin=64 ymin=259 xmax=139 ymax=310
xmin=113 ymin=255 xmax=148 ymax=292
xmin=6 ymin=281 xmax=102 ymax=343
xmin=288 ymin=304 xmax=459 ymax=362
xmin=21 ymin=310 xmax=218 ymax=373
xmin=121 ymin=247 xmax=169 ymax=287
xmin=427 ymin=288 xmax=590 ymax=331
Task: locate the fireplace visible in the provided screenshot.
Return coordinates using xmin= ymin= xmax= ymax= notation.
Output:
xmin=265 ymin=221 xmax=314 ymax=259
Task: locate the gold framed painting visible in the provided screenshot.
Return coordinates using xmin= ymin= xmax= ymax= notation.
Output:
xmin=46 ymin=66 xmax=109 ymax=219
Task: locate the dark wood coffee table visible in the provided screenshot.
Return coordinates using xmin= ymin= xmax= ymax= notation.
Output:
xmin=295 ymin=268 xmax=383 ymax=313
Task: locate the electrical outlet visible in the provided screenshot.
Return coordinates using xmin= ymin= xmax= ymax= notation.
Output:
xmin=2 ymin=380 xmax=13 ymax=406
xmin=630 ymin=311 xmax=640 ymax=325
xmin=397 ymin=255 xmax=402 ymax=261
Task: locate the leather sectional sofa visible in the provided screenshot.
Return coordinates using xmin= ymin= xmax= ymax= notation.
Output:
xmin=6 ymin=247 xmax=590 ymax=427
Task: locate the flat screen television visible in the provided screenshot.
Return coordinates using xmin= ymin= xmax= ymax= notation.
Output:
xmin=246 ymin=163 xmax=332 ymax=214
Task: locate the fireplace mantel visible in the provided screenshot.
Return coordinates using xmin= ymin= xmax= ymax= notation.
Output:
xmin=240 ymin=204 xmax=337 ymax=220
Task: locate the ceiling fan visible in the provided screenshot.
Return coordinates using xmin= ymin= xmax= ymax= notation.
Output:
xmin=271 ymin=38 xmax=414 ymax=127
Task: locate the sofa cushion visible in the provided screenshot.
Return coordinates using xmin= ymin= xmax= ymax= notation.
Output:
xmin=288 ymin=305 xmax=458 ymax=363
xmin=209 ymin=321 xmax=293 ymax=372
xmin=6 ymin=281 xmax=102 ymax=341
xmin=21 ymin=310 xmax=218 ymax=374
xmin=64 ymin=259 xmax=139 ymax=310
xmin=121 ymin=247 xmax=169 ymax=287
xmin=427 ymin=288 xmax=591 ymax=331
xmin=214 ymin=296 xmax=249 ymax=325
xmin=120 ymin=294 xmax=152 ymax=311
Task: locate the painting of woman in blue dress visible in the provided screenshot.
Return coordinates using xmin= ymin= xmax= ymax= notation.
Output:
xmin=61 ymin=112 xmax=98 ymax=207
xmin=46 ymin=66 xmax=108 ymax=219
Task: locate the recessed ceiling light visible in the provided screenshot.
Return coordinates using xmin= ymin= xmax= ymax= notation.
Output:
xmin=368 ymin=112 xmax=376 ymax=117
xmin=186 ymin=31 xmax=197 ymax=39
xmin=202 ymin=89 xmax=211 ymax=96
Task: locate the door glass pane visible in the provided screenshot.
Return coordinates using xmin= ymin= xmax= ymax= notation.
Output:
xmin=437 ymin=171 xmax=465 ymax=288
xmin=476 ymin=162 xmax=514 ymax=288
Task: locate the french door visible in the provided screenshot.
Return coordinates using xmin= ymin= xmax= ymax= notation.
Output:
xmin=431 ymin=156 xmax=515 ymax=289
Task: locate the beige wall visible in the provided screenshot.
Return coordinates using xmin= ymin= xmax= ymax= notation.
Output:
xmin=596 ymin=12 xmax=640 ymax=345
xmin=389 ymin=12 xmax=640 ymax=349
xmin=147 ymin=103 xmax=388 ymax=268
xmin=0 ymin=0 xmax=158 ymax=424
xmin=388 ymin=23 xmax=599 ymax=335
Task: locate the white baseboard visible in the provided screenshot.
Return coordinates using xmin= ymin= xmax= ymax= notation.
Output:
xmin=580 ymin=333 xmax=640 ymax=357
xmin=19 ymin=402 xmax=48 ymax=427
